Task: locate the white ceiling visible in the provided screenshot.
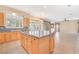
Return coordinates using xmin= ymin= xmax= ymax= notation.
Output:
xmin=8 ymin=5 xmax=79 ymax=22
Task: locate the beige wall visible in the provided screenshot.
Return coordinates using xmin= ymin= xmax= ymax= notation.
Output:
xmin=60 ymin=21 xmax=78 ymax=33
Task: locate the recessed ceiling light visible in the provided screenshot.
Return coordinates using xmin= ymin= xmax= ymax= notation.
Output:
xmin=12 ymin=13 xmax=16 ymax=16
xmin=43 ymin=6 xmax=47 ymax=8
xmin=67 ymin=5 xmax=71 ymax=7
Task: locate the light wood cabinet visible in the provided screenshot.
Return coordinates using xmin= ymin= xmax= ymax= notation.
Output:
xmin=23 ymin=17 xmax=30 ymax=27
xmin=0 ymin=32 xmax=5 ymax=43
xmin=0 ymin=31 xmax=55 ymax=54
xmin=39 ymin=36 xmax=50 ymax=54
xmin=21 ymin=34 xmax=25 ymax=48
xmin=0 ymin=31 xmax=21 ymax=44
xmin=21 ymin=34 xmax=32 ymax=53
xmin=10 ymin=32 xmax=17 ymax=41
xmin=10 ymin=31 xmax=21 ymax=40
xmin=21 ymin=34 xmax=39 ymax=54
xmin=24 ymin=35 xmax=28 ymax=51
xmin=5 ymin=32 xmax=11 ymax=42
xmin=27 ymin=35 xmax=32 ymax=53
xmin=32 ymin=37 xmax=39 ymax=54
xmin=16 ymin=31 xmax=21 ymax=40
xmin=0 ymin=13 xmax=4 ymax=26
xmin=21 ymin=33 xmax=55 ymax=54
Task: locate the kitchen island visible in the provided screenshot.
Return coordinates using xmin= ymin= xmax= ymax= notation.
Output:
xmin=20 ymin=31 xmax=55 ymax=54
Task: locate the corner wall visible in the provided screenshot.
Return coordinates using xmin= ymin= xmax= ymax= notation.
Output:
xmin=60 ymin=21 xmax=78 ymax=34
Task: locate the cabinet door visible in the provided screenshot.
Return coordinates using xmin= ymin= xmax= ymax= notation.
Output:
xmin=10 ymin=32 xmax=17 ymax=40
xmin=21 ymin=34 xmax=28 ymax=52
xmin=23 ymin=18 xmax=29 ymax=27
xmin=21 ymin=34 xmax=25 ymax=47
xmin=5 ymin=32 xmax=11 ymax=42
xmin=16 ymin=31 xmax=21 ymax=40
xmin=32 ymin=37 xmax=39 ymax=54
xmin=0 ymin=32 xmax=5 ymax=43
xmin=0 ymin=13 xmax=4 ymax=26
xmin=27 ymin=35 xmax=32 ymax=53
xmin=39 ymin=36 xmax=50 ymax=54
xmin=21 ymin=34 xmax=32 ymax=53
xmin=24 ymin=35 xmax=28 ymax=51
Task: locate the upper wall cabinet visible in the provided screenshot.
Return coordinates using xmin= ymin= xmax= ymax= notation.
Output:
xmin=0 ymin=13 xmax=4 ymax=26
xmin=6 ymin=12 xmax=23 ymax=28
xmin=0 ymin=6 xmax=5 ymax=26
xmin=23 ymin=17 xmax=30 ymax=27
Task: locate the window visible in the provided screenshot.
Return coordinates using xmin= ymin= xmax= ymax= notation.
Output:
xmin=29 ymin=20 xmax=41 ymax=31
xmin=6 ymin=12 xmax=23 ymax=28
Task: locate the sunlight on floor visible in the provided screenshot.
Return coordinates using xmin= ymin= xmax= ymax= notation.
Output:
xmin=0 ymin=40 xmax=27 ymax=54
xmin=54 ymin=32 xmax=79 ymax=54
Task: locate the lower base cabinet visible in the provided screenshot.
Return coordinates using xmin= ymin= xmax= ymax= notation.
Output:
xmin=0 ymin=31 xmax=54 ymax=54
xmin=0 ymin=31 xmax=21 ymax=44
xmin=21 ymin=34 xmax=32 ymax=53
xmin=39 ymin=37 xmax=50 ymax=54
xmin=5 ymin=32 xmax=11 ymax=42
xmin=32 ymin=38 xmax=39 ymax=54
xmin=24 ymin=35 xmax=28 ymax=51
xmin=10 ymin=32 xmax=17 ymax=41
xmin=21 ymin=33 xmax=55 ymax=54
xmin=16 ymin=31 xmax=21 ymax=40
xmin=27 ymin=35 xmax=32 ymax=53
xmin=0 ymin=32 xmax=5 ymax=43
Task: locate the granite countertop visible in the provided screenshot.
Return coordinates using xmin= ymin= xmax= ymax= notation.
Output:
xmin=21 ymin=30 xmax=55 ymax=38
xmin=0 ymin=28 xmax=21 ymax=32
xmin=0 ymin=28 xmax=55 ymax=38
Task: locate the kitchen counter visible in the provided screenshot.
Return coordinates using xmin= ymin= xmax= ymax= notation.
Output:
xmin=0 ymin=28 xmax=21 ymax=32
xmin=0 ymin=27 xmax=55 ymax=38
xmin=21 ymin=30 xmax=55 ymax=38
xmin=0 ymin=28 xmax=55 ymax=54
